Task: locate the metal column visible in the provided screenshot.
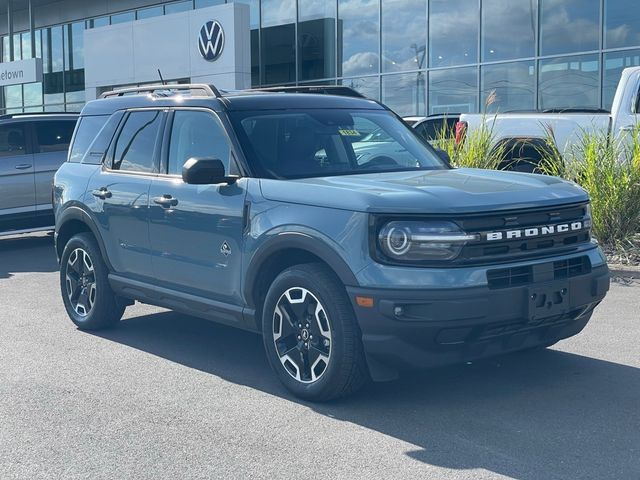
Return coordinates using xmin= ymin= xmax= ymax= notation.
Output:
xmin=7 ymin=0 xmax=14 ymax=61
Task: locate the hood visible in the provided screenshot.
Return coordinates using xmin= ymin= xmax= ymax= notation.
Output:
xmin=259 ymin=168 xmax=589 ymax=214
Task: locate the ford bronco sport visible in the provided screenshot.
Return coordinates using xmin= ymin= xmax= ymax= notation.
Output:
xmin=53 ymin=85 xmax=609 ymax=401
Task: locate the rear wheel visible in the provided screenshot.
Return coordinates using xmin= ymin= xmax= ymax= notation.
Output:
xmin=60 ymin=233 xmax=125 ymax=330
xmin=262 ymin=263 xmax=368 ymax=401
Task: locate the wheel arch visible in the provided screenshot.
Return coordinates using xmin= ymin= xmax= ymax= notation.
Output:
xmin=244 ymin=233 xmax=359 ymax=321
xmin=55 ymin=206 xmax=111 ymax=269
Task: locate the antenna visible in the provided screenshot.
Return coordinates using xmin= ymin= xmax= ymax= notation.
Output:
xmin=157 ymin=69 xmax=166 ymax=86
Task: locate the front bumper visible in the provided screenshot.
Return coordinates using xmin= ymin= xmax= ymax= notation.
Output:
xmin=347 ymin=262 xmax=609 ymax=381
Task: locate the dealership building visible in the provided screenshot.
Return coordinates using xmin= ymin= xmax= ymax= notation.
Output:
xmin=0 ymin=0 xmax=638 ymax=116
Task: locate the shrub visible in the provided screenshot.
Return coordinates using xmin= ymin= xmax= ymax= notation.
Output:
xmin=538 ymin=125 xmax=640 ymax=249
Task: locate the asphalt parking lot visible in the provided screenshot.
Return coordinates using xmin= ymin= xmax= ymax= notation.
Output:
xmin=0 ymin=233 xmax=638 ymax=480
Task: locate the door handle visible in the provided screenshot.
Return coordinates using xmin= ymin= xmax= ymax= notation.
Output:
xmin=14 ymin=164 xmax=32 ymax=170
xmin=92 ymin=188 xmax=112 ymax=200
xmin=153 ymin=194 xmax=178 ymax=208
xmin=619 ymin=125 xmax=636 ymax=132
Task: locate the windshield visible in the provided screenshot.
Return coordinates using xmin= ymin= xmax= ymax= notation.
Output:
xmin=230 ymin=109 xmax=448 ymax=179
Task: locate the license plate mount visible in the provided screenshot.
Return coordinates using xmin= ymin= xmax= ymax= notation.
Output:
xmin=528 ymin=282 xmax=570 ymax=321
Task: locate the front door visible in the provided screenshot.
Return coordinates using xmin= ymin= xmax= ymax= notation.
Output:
xmin=87 ymin=109 xmax=166 ymax=279
xmin=148 ymin=109 xmax=247 ymax=306
xmin=0 ymin=123 xmax=35 ymax=231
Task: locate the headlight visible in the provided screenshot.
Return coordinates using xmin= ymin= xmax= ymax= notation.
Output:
xmin=377 ymin=220 xmax=479 ymax=262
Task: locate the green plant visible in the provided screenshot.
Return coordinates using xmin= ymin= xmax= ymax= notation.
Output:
xmin=538 ymin=125 xmax=640 ymax=248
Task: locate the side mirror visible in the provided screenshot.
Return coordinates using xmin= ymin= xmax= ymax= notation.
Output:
xmin=182 ymin=158 xmax=237 ymax=185
xmin=434 ymin=148 xmax=451 ymax=164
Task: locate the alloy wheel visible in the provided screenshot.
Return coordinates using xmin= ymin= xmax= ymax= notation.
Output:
xmin=65 ymin=248 xmax=96 ymax=317
xmin=272 ymin=287 xmax=332 ymax=383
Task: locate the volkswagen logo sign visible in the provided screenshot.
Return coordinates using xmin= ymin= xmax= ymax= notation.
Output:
xmin=198 ymin=20 xmax=224 ymax=62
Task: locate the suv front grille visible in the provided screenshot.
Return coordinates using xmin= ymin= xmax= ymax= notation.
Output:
xmin=455 ymin=202 xmax=591 ymax=265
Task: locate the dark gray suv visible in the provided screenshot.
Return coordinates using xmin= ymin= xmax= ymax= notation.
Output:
xmin=53 ymin=85 xmax=609 ymax=401
xmin=0 ymin=113 xmax=78 ymax=237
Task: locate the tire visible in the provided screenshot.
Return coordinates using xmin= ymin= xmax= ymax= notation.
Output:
xmin=59 ymin=232 xmax=125 ymax=330
xmin=262 ymin=263 xmax=368 ymax=401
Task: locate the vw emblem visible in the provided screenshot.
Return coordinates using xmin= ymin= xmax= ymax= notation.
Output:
xmin=198 ymin=20 xmax=224 ymax=61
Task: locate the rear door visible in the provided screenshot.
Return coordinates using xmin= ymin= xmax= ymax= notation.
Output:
xmin=0 ymin=122 xmax=35 ymax=230
xmin=86 ymin=109 xmax=166 ymax=279
xmin=148 ymin=108 xmax=247 ymax=305
xmin=32 ymin=118 xmax=77 ymax=217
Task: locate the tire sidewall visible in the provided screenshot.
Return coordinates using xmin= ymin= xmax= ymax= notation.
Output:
xmin=262 ymin=266 xmax=352 ymax=399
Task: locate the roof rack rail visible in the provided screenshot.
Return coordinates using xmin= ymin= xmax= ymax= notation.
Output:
xmin=0 ymin=111 xmax=78 ymax=120
xmin=252 ymin=85 xmax=366 ymax=98
xmin=100 ymin=83 xmax=221 ymax=99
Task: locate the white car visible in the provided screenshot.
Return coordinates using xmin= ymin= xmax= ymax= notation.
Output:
xmin=457 ymin=66 xmax=640 ymax=171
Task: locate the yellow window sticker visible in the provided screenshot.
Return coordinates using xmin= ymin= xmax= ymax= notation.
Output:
xmin=338 ymin=128 xmax=360 ymax=136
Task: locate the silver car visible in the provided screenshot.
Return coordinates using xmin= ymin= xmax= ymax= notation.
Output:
xmin=0 ymin=113 xmax=78 ymax=237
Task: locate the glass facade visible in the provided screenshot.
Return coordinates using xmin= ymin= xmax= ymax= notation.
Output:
xmin=1 ymin=0 xmax=640 ymax=115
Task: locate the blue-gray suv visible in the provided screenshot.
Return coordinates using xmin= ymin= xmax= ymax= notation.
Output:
xmin=53 ymin=85 xmax=609 ymax=401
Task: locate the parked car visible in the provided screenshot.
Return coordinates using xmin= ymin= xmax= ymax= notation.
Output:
xmin=404 ymin=114 xmax=460 ymax=144
xmin=457 ymin=66 xmax=640 ymax=171
xmin=53 ymin=84 xmax=609 ymax=401
xmin=0 ymin=112 xmax=78 ymax=237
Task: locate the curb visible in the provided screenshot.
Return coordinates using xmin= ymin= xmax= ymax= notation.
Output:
xmin=608 ymin=264 xmax=640 ymax=280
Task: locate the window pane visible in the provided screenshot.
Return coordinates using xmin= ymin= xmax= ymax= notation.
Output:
xmin=113 ymin=111 xmax=163 ymax=172
xmin=165 ymin=1 xmax=193 ymax=14
xmin=0 ymin=125 xmax=26 ymax=157
xmin=605 ymin=0 xmax=640 ymax=49
xmin=539 ymin=55 xmax=600 ymax=110
xmin=340 ymin=76 xmax=380 ymax=101
xmin=482 ymin=0 xmax=535 ymax=62
xmin=261 ymin=24 xmax=296 ymax=85
xmin=298 ymin=0 xmax=336 ymax=81
xmin=86 ymin=17 xmax=109 ymax=29
xmin=168 ymin=111 xmax=231 ymax=175
xmin=540 ymin=0 xmax=599 ymax=56
xmin=382 ymin=0 xmax=426 ymax=72
xmin=195 ymin=0 xmax=225 ymax=7
xmin=137 ymin=6 xmax=164 ymax=20
xmin=110 ymin=11 xmax=135 ymax=25
xmin=262 ymin=0 xmax=296 ymax=27
xmin=65 ymin=22 xmax=85 ymax=105
xmin=251 ymin=29 xmax=259 ymax=86
xmin=69 ymin=115 xmax=109 ymax=163
xmin=429 ymin=0 xmax=478 ymax=67
xmin=35 ymin=120 xmax=76 ymax=153
xmin=382 ymin=73 xmax=425 ymax=116
xmin=23 ymin=83 xmax=43 ymax=106
xmin=604 ymin=49 xmax=640 ymax=109
xmin=481 ymin=61 xmax=535 ymax=113
xmin=4 ymin=85 xmax=23 ymax=110
xmin=42 ymin=26 xmax=64 ymax=106
xmin=338 ymin=0 xmax=379 ymax=77
xmin=428 ymin=67 xmax=478 ymax=114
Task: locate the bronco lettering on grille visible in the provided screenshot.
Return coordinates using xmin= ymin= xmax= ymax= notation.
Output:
xmin=485 ymin=221 xmax=583 ymax=241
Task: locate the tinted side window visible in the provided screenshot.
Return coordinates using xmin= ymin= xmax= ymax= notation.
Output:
xmin=0 ymin=124 xmax=26 ymax=157
xmin=81 ymin=112 xmax=124 ymax=165
xmin=168 ymin=110 xmax=231 ymax=176
xmin=35 ymin=120 xmax=76 ymax=153
xmin=113 ymin=111 xmax=163 ymax=173
xmin=68 ymin=115 xmax=109 ymax=163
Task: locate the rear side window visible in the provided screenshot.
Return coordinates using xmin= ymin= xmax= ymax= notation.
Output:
xmin=112 ymin=110 xmax=164 ymax=173
xmin=0 ymin=124 xmax=26 ymax=157
xmin=35 ymin=120 xmax=76 ymax=153
xmin=69 ymin=115 xmax=109 ymax=163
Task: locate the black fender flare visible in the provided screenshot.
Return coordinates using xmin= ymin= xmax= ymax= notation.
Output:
xmin=55 ymin=206 xmax=112 ymax=269
xmin=243 ymin=232 xmax=359 ymax=307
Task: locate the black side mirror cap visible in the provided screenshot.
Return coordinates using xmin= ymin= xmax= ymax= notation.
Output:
xmin=182 ymin=158 xmax=238 ymax=185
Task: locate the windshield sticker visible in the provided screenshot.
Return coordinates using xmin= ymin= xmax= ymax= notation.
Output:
xmin=338 ymin=128 xmax=360 ymax=136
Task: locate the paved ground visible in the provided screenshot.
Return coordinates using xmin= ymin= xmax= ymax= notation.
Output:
xmin=1 ymin=233 xmax=638 ymax=480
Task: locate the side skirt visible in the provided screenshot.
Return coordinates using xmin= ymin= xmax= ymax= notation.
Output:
xmin=108 ymin=274 xmax=259 ymax=333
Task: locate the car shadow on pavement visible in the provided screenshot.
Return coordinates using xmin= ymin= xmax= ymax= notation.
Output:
xmin=91 ymin=310 xmax=640 ymax=480
xmin=0 ymin=234 xmax=58 ymax=279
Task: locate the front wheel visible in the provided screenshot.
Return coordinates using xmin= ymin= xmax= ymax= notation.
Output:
xmin=262 ymin=263 xmax=368 ymax=401
xmin=59 ymin=232 xmax=125 ymax=330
